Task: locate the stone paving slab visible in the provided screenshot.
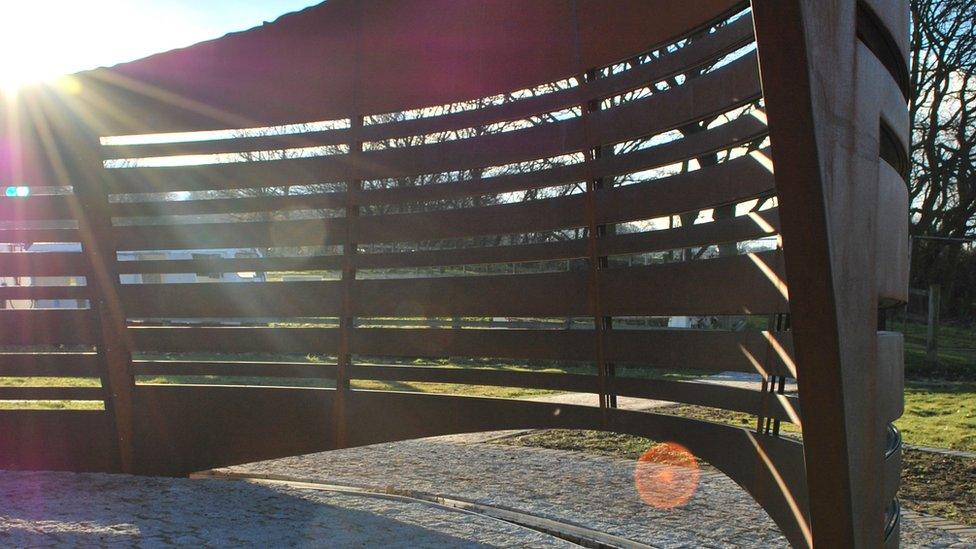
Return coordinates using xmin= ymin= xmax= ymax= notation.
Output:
xmin=216 ymin=438 xmax=973 ymax=548
xmin=0 ymin=434 xmax=971 ymax=547
xmin=0 ymin=469 xmax=573 ymax=547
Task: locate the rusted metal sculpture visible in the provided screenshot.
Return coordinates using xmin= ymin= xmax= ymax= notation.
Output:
xmin=0 ymin=1 xmax=909 ymax=546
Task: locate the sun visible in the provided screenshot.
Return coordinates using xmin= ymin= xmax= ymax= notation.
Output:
xmin=0 ymin=3 xmax=82 ymax=96
xmin=0 ymin=1 xmax=150 ymax=97
xmin=0 ymin=2 xmax=233 ymax=97
xmin=0 ymin=53 xmax=54 ymax=97
xmin=0 ymin=2 xmax=324 ymax=97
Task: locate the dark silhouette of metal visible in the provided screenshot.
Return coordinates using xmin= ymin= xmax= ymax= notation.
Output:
xmin=0 ymin=1 xmax=909 ymax=546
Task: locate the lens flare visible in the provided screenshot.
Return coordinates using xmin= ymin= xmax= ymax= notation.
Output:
xmin=55 ymin=76 xmax=83 ymax=96
xmin=634 ymin=442 xmax=700 ymax=509
xmin=5 ymin=186 xmax=29 ymax=198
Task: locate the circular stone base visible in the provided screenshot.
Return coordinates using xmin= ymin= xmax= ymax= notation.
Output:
xmin=1 ymin=436 xmax=972 ymax=548
xmin=0 ymin=470 xmax=572 ymax=547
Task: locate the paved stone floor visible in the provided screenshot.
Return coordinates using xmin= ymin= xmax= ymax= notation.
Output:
xmin=0 ymin=434 xmax=972 ymax=547
xmin=0 ymin=469 xmax=570 ymax=547
xmin=217 ymin=435 xmax=970 ymax=548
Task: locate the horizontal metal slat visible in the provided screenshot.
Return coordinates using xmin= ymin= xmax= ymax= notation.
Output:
xmin=0 ymin=353 xmax=101 ymax=377
xmin=348 ymin=145 xmax=772 ymax=246
xmin=599 ymin=209 xmax=780 ymax=257
xmin=0 ymin=228 xmax=80 ymax=244
xmin=351 ymin=327 xmax=794 ymax=377
xmin=110 ymin=192 xmax=347 ymax=218
xmin=606 ymin=329 xmax=794 ymax=376
xmin=0 ymin=252 xmax=90 ymax=277
xmin=0 ymin=310 xmax=99 ymax=344
xmin=102 ymin=127 xmax=352 ymax=161
xmin=350 ymin=250 xmax=787 ymax=317
xmin=112 ymin=218 xmax=346 ymax=250
xmin=99 ymin=16 xmax=755 ymax=162
xmin=351 ymin=328 xmax=594 ymax=361
xmin=608 ymin=377 xmax=800 ymax=423
xmin=134 ymin=360 xmax=337 ymax=378
xmin=352 ymin=112 xmax=767 ymax=210
xmin=587 ymin=52 xmax=761 ymax=147
xmin=0 ymin=195 xmax=78 ymax=221
xmin=120 ymin=281 xmax=343 ymax=317
xmin=349 ymin=365 xmax=598 ymax=393
xmin=101 ymin=54 xmax=761 ymax=194
xmin=0 ymin=285 xmax=90 ymax=301
xmin=353 ymin=239 xmax=588 ymax=270
xmin=116 ymin=255 xmax=344 ymax=275
xmin=595 ymin=149 xmax=775 ymax=224
xmin=353 ymin=195 xmax=585 ymax=244
xmin=352 ymin=270 xmax=590 ymax=317
xmin=129 ymin=326 xmax=341 ymax=353
xmin=0 ymin=387 xmax=104 ymax=401
xmin=600 ymin=249 xmax=789 ymax=316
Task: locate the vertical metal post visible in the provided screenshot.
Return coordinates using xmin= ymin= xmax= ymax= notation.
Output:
xmin=926 ymin=283 xmax=940 ymax=363
xmin=752 ymin=1 xmax=878 ymax=545
xmin=590 ymin=99 xmax=617 ymax=409
xmin=578 ymin=69 xmax=614 ymax=410
xmin=335 ymin=115 xmax=363 ymax=449
xmin=34 ymin=97 xmax=137 ymax=473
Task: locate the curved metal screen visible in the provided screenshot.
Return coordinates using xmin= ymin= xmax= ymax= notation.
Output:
xmin=0 ymin=1 xmax=909 ymax=547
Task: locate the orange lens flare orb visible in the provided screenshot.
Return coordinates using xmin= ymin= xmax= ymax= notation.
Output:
xmin=634 ymin=442 xmax=700 ymax=509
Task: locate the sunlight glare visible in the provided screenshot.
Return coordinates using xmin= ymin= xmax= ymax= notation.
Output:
xmin=748 ymin=150 xmax=775 ymax=173
xmin=0 ymin=3 xmax=96 ymax=94
xmin=0 ymin=1 xmax=211 ymax=95
xmin=747 ymin=252 xmax=789 ymax=301
xmin=746 ymin=433 xmax=813 ymax=546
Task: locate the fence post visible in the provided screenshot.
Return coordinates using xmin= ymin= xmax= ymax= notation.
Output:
xmin=926 ymin=283 xmax=941 ymax=363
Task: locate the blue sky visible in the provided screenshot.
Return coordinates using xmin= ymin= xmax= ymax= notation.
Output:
xmin=1 ymin=1 xmax=322 ymax=90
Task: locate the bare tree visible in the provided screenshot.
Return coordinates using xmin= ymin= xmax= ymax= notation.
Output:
xmin=911 ymin=0 xmax=975 ymax=239
xmin=909 ymin=0 xmax=975 ymax=316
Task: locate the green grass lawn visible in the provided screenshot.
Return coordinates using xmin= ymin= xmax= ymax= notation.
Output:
xmin=1 ymin=372 xmax=970 ymax=450
xmin=898 ymin=318 xmax=974 ymax=349
xmin=133 ymin=361 xmax=705 ymax=400
xmin=1 ymin=368 xmax=973 ymax=449
xmin=0 ymin=376 xmax=100 ymax=387
xmin=0 ymin=359 xmax=705 ymax=404
xmin=0 ymin=376 xmax=105 ymax=409
xmin=898 ymin=381 xmax=976 ymax=451
xmin=899 ymin=319 xmax=976 ymax=380
xmin=0 ymin=323 xmax=972 ymax=451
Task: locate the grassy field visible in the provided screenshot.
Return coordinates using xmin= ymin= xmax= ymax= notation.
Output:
xmin=900 ymin=319 xmax=976 ymax=380
xmin=898 ymin=381 xmax=976 ymax=450
xmin=133 ymin=358 xmax=705 ymax=397
xmin=0 ymin=320 xmax=972 ymax=449
xmin=1 ymin=373 xmax=970 ymax=449
xmin=0 ymin=360 xmax=706 ymax=408
xmin=0 ymin=400 xmax=104 ymax=410
xmin=897 ymin=320 xmax=975 ymax=451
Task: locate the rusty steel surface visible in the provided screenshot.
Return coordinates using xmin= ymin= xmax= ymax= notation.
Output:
xmin=0 ymin=1 xmax=909 ymax=547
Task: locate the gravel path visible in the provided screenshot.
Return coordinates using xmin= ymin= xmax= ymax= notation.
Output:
xmin=0 ymin=434 xmax=972 ymax=547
